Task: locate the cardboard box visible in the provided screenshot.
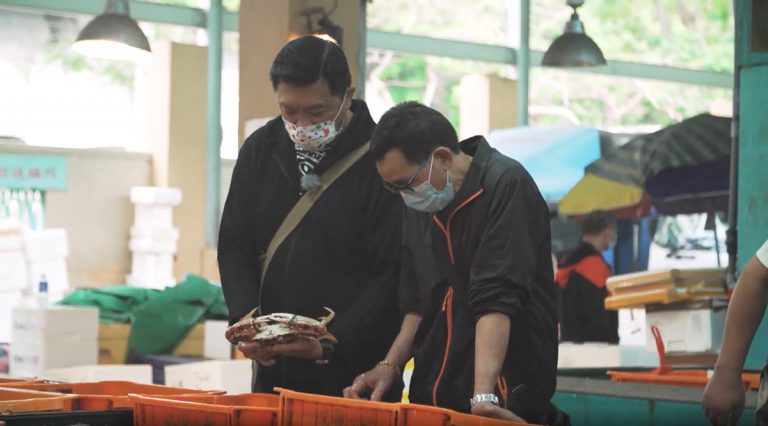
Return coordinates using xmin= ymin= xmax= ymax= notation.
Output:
xmin=204 ymin=320 xmax=231 ymax=360
xmin=12 ymin=306 xmax=99 ymax=342
xmin=164 ymin=360 xmax=251 ymax=394
xmin=44 ymin=364 xmax=153 ymax=384
xmin=200 ymin=248 xmax=220 ymax=283
xmin=172 ymin=323 xmax=205 ymax=357
xmin=645 ymin=299 xmax=726 ymax=353
xmin=98 ymin=323 xmax=132 ymax=364
xmin=23 ymin=229 xmax=68 ymax=261
xmin=10 ymin=338 xmax=98 ymax=377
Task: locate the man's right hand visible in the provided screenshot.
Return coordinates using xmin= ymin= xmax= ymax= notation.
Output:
xmin=702 ymin=370 xmax=746 ymax=426
xmin=343 ymin=364 xmax=399 ymax=401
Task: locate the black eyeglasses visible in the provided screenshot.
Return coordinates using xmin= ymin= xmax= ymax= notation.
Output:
xmin=382 ymin=160 xmax=427 ymax=194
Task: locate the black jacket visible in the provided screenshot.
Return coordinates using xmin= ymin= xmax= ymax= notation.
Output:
xmin=557 ymin=242 xmax=618 ymax=344
xmin=401 ymin=136 xmax=558 ymax=422
xmin=218 ymin=100 xmax=402 ymax=397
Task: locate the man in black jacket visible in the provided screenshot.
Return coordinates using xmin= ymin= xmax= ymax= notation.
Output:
xmin=344 ymin=102 xmax=561 ymax=424
xmin=218 ymin=35 xmax=402 ymax=397
xmin=557 ymin=210 xmax=619 ymax=343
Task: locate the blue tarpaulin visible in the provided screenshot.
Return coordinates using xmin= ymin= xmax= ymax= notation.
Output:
xmin=487 ymin=126 xmax=601 ymax=203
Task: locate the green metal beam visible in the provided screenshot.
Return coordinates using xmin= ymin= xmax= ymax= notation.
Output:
xmin=0 ymin=0 xmax=238 ymax=31
xmin=367 ymin=30 xmax=732 ymax=89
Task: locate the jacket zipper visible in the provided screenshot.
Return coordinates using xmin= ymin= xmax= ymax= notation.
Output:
xmin=430 ymin=188 xmax=484 ymax=406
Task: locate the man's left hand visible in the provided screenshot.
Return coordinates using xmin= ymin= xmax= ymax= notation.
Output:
xmin=471 ymin=402 xmax=527 ymax=423
xmin=238 ymin=338 xmax=323 ymax=366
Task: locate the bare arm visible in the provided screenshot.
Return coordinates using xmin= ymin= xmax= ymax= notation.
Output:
xmin=715 ymin=257 xmax=768 ymax=375
xmin=344 ymin=313 xmax=421 ymax=401
xmin=474 ymin=312 xmax=511 ymax=394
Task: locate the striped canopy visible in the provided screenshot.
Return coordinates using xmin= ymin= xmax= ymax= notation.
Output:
xmin=560 ymin=114 xmax=731 ymax=218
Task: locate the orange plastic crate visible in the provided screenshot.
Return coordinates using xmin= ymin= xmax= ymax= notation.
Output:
xmin=397 ymin=404 xmax=532 ymax=426
xmin=3 ymin=380 xmax=223 ymax=410
xmin=0 ymin=378 xmax=40 ymax=386
xmin=0 ymin=387 xmax=77 ymax=414
xmin=131 ymin=393 xmax=278 ymax=426
xmin=608 ymin=370 xmax=761 ymax=390
xmin=277 ymin=387 xmax=399 ymax=426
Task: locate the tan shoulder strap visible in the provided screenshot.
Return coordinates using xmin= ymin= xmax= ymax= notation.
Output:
xmin=260 ymin=142 xmax=371 ymax=283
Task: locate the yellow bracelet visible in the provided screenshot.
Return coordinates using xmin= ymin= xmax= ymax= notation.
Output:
xmin=376 ymin=360 xmax=401 ymax=375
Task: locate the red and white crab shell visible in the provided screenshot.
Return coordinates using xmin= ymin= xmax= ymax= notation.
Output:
xmin=225 ymin=307 xmax=337 ymax=345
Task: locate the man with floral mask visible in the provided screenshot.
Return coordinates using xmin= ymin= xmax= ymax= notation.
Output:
xmin=344 ymin=102 xmax=564 ymax=425
xmin=218 ymin=35 xmax=402 ymax=398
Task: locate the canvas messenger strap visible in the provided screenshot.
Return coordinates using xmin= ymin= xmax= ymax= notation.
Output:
xmin=259 ymin=142 xmax=370 ymax=284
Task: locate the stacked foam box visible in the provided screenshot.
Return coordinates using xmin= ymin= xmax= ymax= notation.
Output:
xmin=126 ymin=187 xmax=182 ymax=289
xmin=0 ymin=222 xmax=27 ymax=343
xmin=23 ymin=228 xmax=70 ymax=301
xmin=10 ymin=305 xmax=99 ymax=377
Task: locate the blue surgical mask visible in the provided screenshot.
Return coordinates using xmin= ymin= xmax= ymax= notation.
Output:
xmin=401 ymin=155 xmax=454 ymax=213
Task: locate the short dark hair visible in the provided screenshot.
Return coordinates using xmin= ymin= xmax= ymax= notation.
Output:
xmin=581 ymin=210 xmax=616 ymax=236
xmin=269 ymin=35 xmax=351 ymax=97
xmin=371 ymin=102 xmax=460 ymax=164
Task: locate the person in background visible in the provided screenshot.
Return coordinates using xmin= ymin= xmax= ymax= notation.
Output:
xmin=702 ymin=238 xmax=768 ymax=426
xmin=344 ymin=102 xmax=564 ymax=424
xmin=556 ymin=210 xmax=619 ymax=343
xmin=218 ymin=35 xmax=402 ymax=398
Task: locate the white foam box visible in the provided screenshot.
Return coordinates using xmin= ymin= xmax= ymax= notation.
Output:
xmin=129 ymin=237 xmax=177 ymax=255
xmin=0 ymin=290 xmax=24 ymax=343
xmin=164 ymin=360 xmax=251 ymax=394
xmin=618 ymin=308 xmax=646 ymax=347
xmin=204 ymin=320 xmax=232 ymax=360
xmin=130 ymin=186 xmax=182 ymax=206
xmin=43 ymin=364 xmax=152 ymax=384
xmin=130 ymin=226 xmax=179 ymax=243
xmin=126 ymin=273 xmax=176 ymax=290
xmin=26 ymin=258 xmax=69 ymax=294
xmin=11 ymin=305 xmax=99 ymax=342
xmin=23 ymin=229 xmax=68 ymax=262
xmin=557 ymin=342 xmax=621 ymax=368
xmin=0 ymin=234 xmax=22 ymax=251
xmin=10 ymin=338 xmax=98 ymax=377
xmin=0 ymin=251 xmax=28 ymax=292
xmin=645 ymin=299 xmax=726 ymax=353
xmin=133 ymin=205 xmax=174 ymax=229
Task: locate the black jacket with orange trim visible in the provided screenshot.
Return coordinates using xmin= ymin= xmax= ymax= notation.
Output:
xmin=556 ymin=242 xmax=619 ymax=343
xmin=399 ymin=136 xmax=558 ymax=422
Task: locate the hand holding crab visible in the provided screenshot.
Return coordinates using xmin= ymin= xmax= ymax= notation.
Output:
xmin=225 ymin=307 xmax=337 ymax=366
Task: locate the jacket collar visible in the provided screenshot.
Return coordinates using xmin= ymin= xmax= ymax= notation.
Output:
xmin=435 ymin=136 xmax=494 ymax=218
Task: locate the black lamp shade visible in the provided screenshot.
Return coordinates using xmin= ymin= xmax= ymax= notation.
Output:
xmin=73 ymin=12 xmax=150 ymax=61
xmin=542 ymin=32 xmax=606 ymax=67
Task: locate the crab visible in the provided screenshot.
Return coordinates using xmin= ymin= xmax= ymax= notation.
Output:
xmin=225 ymin=307 xmax=337 ymax=345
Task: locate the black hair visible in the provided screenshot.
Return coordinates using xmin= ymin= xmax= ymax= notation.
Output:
xmin=371 ymin=102 xmax=460 ymax=164
xmin=269 ymin=35 xmax=351 ymax=97
xmin=581 ymin=210 xmax=617 ymax=236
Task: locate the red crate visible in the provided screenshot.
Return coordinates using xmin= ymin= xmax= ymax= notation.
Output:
xmin=131 ymin=393 xmax=278 ymax=426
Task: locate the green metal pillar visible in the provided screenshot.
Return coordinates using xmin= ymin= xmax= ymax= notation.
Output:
xmin=205 ymin=0 xmax=222 ymax=247
xmin=735 ymin=0 xmax=768 ymax=369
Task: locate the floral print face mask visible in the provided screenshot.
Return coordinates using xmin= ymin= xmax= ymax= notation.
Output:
xmin=283 ymin=92 xmax=347 ymax=152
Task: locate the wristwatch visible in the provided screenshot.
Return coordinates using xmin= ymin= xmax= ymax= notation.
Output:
xmin=470 ymin=393 xmax=500 ymax=408
xmin=315 ymin=341 xmax=335 ymax=365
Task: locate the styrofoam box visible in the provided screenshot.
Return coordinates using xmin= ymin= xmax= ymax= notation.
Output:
xmin=0 ymin=251 xmax=28 ymax=292
xmin=134 ymin=205 xmax=174 ymax=230
xmin=129 ymin=237 xmax=177 ymax=255
xmin=12 ymin=306 xmax=99 ymax=342
xmin=43 ymin=364 xmax=153 ymax=384
xmin=23 ymin=229 xmax=68 ymax=261
xmin=126 ymin=274 xmax=176 ymax=290
xmin=130 ymin=226 xmax=179 ymax=242
xmin=26 ymin=258 xmax=69 ymax=294
xmin=204 ymin=320 xmax=231 ymax=360
xmin=0 ymin=291 xmax=24 ymax=343
xmin=645 ymin=307 xmax=726 ymax=353
xmin=10 ymin=338 xmax=98 ymax=377
xmin=618 ymin=308 xmax=646 ymax=347
xmin=164 ymin=360 xmax=250 ymax=394
xmin=130 ymin=186 xmax=182 ymax=206
xmin=557 ymin=342 xmax=621 ymax=368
